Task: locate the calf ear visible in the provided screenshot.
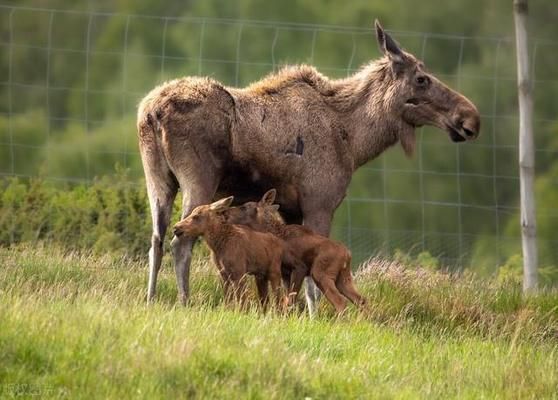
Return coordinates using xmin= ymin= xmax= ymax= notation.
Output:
xmin=260 ymin=189 xmax=277 ymax=205
xmin=209 ymin=196 xmax=234 ymax=211
xmin=270 ymin=204 xmax=280 ymax=211
xmin=374 ymin=20 xmax=404 ymax=65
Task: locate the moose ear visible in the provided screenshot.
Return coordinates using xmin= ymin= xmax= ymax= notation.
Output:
xmin=269 ymin=204 xmax=280 ymax=212
xmin=260 ymin=189 xmax=277 ymax=205
xmin=374 ymin=20 xmax=404 ymax=65
xmin=209 ymin=196 xmax=234 ymax=211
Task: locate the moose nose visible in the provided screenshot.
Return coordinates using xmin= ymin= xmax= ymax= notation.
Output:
xmin=464 ymin=116 xmax=480 ymax=139
xmin=173 ymin=227 xmax=183 ymax=237
xmin=459 ymin=119 xmax=478 ymax=138
xmin=456 ymin=106 xmax=481 ymax=140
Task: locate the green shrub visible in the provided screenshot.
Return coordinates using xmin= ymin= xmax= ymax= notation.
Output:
xmin=497 ymin=254 xmax=523 ymax=286
xmin=496 ymin=254 xmax=558 ymax=288
xmin=0 ymin=170 xmax=171 ymax=259
xmin=416 ymin=251 xmax=441 ymax=271
xmin=393 ymin=248 xmax=413 ymax=266
xmin=393 ymin=248 xmax=441 ymax=271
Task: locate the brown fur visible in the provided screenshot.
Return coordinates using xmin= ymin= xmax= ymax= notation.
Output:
xmin=139 ymin=21 xmax=481 ymax=307
xmin=225 ymin=190 xmax=366 ymax=314
xmin=172 ymin=197 xmax=290 ymax=310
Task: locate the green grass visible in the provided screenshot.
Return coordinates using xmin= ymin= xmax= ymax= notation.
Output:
xmin=1 ymin=245 xmax=558 ymax=399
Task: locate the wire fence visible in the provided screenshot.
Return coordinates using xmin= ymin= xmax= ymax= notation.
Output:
xmin=1 ymin=5 xmax=558 ymax=269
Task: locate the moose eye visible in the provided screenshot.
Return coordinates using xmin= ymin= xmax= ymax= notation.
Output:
xmin=416 ymin=75 xmax=429 ymax=86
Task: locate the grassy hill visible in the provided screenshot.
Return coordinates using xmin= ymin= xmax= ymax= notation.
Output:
xmin=1 ymin=245 xmax=557 ymax=399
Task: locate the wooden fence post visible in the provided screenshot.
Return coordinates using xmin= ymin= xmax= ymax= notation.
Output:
xmin=514 ymin=0 xmax=538 ymax=292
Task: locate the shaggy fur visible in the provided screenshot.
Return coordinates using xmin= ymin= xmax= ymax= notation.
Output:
xmin=172 ymin=197 xmax=294 ymax=310
xmin=225 ymin=190 xmax=366 ymax=314
xmin=138 ymin=21 xmax=480 ymax=308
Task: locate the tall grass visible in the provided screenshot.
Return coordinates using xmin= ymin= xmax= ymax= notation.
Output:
xmin=1 ymin=245 xmax=558 ymax=399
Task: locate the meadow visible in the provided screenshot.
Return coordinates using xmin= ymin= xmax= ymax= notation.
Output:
xmin=2 ymin=2 xmax=558 ymax=399
xmin=1 ymin=244 xmax=558 ymax=399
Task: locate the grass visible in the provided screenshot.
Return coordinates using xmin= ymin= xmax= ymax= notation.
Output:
xmin=1 ymin=245 xmax=558 ymax=399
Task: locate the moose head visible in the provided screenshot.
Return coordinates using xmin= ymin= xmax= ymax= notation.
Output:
xmin=373 ymin=21 xmax=480 ymax=153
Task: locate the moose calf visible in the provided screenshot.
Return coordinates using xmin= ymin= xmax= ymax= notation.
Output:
xmin=225 ymin=190 xmax=366 ymax=314
xmin=173 ymin=196 xmax=299 ymax=310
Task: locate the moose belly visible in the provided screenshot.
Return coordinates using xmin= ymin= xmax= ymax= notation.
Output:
xmin=215 ymin=163 xmax=302 ymax=223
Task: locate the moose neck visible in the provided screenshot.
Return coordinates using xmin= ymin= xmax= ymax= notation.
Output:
xmin=256 ymin=211 xmax=287 ymax=238
xmin=330 ymin=59 xmax=413 ymax=168
xmin=202 ymin=218 xmax=234 ymax=254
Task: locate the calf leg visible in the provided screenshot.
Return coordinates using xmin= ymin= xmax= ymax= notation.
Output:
xmin=231 ymin=274 xmax=249 ymax=308
xmin=280 ymin=268 xmax=291 ymax=292
xmin=269 ymin=258 xmax=287 ymax=311
xmin=311 ymin=252 xmax=350 ymax=314
xmin=219 ymin=272 xmax=234 ymax=304
xmin=287 ymin=263 xmax=308 ymax=306
xmin=312 ymin=272 xmax=347 ymax=314
xmin=336 ymin=268 xmax=366 ymax=307
xmin=219 ymin=270 xmax=248 ymax=307
xmin=281 ymin=249 xmax=308 ymax=306
xmin=269 ymin=274 xmax=287 ymax=311
xmin=255 ymin=275 xmax=270 ymax=311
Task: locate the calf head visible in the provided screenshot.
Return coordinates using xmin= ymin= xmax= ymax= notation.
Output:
xmin=224 ymin=189 xmax=281 ymax=227
xmin=173 ymin=196 xmax=234 ymax=237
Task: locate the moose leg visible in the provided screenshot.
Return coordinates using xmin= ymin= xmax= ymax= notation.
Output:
xmin=142 ymin=150 xmax=179 ymax=304
xmin=147 ymin=193 xmax=176 ymax=303
xmin=171 ymin=185 xmax=216 ymax=305
xmin=170 ymin=235 xmax=195 ymax=306
xmin=302 ymin=209 xmax=334 ymax=317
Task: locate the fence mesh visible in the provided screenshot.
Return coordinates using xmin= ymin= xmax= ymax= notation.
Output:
xmin=1 ymin=5 xmax=557 ymax=268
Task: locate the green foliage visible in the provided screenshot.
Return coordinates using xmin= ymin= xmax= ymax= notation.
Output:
xmin=393 ymin=248 xmax=441 ymax=271
xmin=0 ymin=111 xmax=49 ymax=176
xmin=416 ymin=250 xmax=441 ymax=271
xmin=393 ymin=248 xmax=414 ymax=266
xmin=472 ymin=134 xmax=558 ymax=286
xmin=497 ymin=254 xmax=523 ymax=286
xmin=497 ymin=254 xmax=558 ymax=288
xmin=1 ymin=1 xmax=558 ymax=278
xmin=0 ymin=172 xmax=159 ymax=258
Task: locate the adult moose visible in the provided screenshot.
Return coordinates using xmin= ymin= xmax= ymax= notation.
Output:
xmin=137 ymin=21 xmax=480 ymax=314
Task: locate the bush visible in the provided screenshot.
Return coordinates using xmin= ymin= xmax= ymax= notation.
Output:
xmin=497 ymin=254 xmax=523 ymax=286
xmin=393 ymin=248 xmax=441 ymax=271
xmin=497 ymin=254 xmax=558 ymax=288
xmin=0 ymin=170 xmax=174 ymax=259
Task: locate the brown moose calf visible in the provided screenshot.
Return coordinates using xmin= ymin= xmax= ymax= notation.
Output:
xmin=225 ymin=190 xmax=366 ymax=314
xmin=173 ymin=196 xmax=291 ymax=310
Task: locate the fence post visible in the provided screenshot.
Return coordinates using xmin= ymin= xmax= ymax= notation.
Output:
xmin=513 ymin=0 xmax=538 ymax=292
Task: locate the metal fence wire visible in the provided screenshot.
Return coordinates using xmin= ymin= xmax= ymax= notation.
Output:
xmin=1 ymin=5 xmax=557 ymax=268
